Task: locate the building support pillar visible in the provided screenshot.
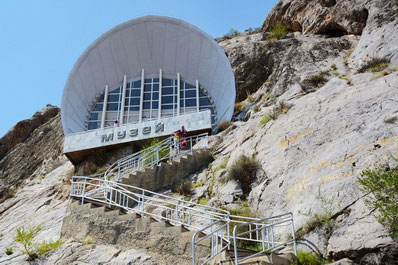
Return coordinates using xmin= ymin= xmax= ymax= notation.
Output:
xmin=158 ymin=69 xmax=162 ymax=119
xmin=196 ymin=80 xmax=200 ymax=113
xmin=120 ymin=75 xmax=127 ymax=124
xmin=101 ymin=85 xmax=109 ymax=128
xmin=139 ymin=69 xmax=145 ymax=123
xmin=177 ymin=73 xmax=180 ymax=116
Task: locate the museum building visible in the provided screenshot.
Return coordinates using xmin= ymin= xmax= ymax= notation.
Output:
xmin=61 ymin=16 xmax=235 ymax=163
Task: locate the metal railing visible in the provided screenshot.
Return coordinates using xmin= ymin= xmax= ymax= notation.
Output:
xmin=104 ymin=132 xmax=209 ymax=182
xmin=69 ymin=132 xmax=296 ymax=265
xmin=232 ymin=213 xmax=297 ymax=265
xmin=70 ymin=176 xmax=230 ymax=264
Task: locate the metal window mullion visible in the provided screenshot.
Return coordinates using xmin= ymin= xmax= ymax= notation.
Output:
xmin=139 ymin=69 xmax=144 ymax=123
xmin=196 ymin=80 xmax=200 ymax=112
xmin=177 ymin=73 xmax=180 ymax=116
xmin=158 ymin=69 xmax=162 ymax=119
xmin=120 ymin=75 xmax=127 ymax=124
xmin=100 ymin=85 xmax=109 ymax=128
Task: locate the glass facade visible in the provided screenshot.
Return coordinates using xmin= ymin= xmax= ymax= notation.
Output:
xmin=86 ymin=77 xmax=216 ymax=130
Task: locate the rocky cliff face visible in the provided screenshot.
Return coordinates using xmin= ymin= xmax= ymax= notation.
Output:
xmin=0 ymin=106 xmax=63 ymax=203
xmin=1 ymin=0 xmax=398 ymax=264
xmin=206 ymin=0 xmax=398 ymax=263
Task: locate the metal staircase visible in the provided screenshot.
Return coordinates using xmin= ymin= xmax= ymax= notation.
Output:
xmin=69 ymin=133 xmax=297 ymax=265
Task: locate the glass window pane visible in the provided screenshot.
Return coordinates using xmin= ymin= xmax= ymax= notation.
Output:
xmin=152 ymin=101 xmax=159 ymax=109
xmin=186 ymin=99 xmax=196 ymax=107
xmin=199 ymin=97 xmax=211 ymax=106
xmin=130 ymin=98 xmax=140 ymax=105
xmin=143 ymin=102 xmax=151 ymax=109
xmin=152 ymin=92 xmax=159 ymax=100
xmin=162 ymin=87 xmax=173 ymax=95
xmin=93 ymin=104 xmax=103 ymax=111
xmin=88 ymin=122 xmax=98 ymax=130
xmin=153 ymin=84 xmax=159 ymax=91
xmin=89 ymin=113 xmax=99 ymax=120
xmin=163 ymin=78 xmax=172 ymax=86
xmin=185 ymin=83 xmax=195 ymax=89
xmin=161 ymin=104 xmax=173 ymax=110
xmin=129 ymin=106 xmax=139 ymax=111
xmin=107 ymin=103 xmax=119 ymax=111
xmin=110 ymin=87 xmax=121 ymax=93
xmin=130 ymin=89 xmax=141 ymax=97
xmin=162 ymin=95 xmax=173 ymax=104
xmin=108 ymin=94 xmax=120 ymax=102
xmin=145 ymin=78 xmax=152 ymax=83
xmin=144 ymin=84 xmax=151 ymax=92
xmin=153 ymin=78 xmax=159 ymax=82
xmin=133 ymin=80 xmax=141 ymax=88
xmin=185 ymin=90 xmax=197 ymax=98
xmin=144 ymin=93 xmax=151 ymax=100
xmin=127 ymin=82 xmax=131 ymax=88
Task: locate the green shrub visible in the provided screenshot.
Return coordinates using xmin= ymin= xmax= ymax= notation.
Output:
xmin=15 ymin=225 xmax=62 ymax=260
xmin=296 ymin=189 xmax=341 ymax=239
xmin=358 ymin=58 xmax=390 ymax=73
xmin=141 ymin=138 xmax=170 ymax=165
xmin=5 ymin=247 xmax=13 ymax=255
xmin=224 ymin=28 xmax=240 ymax=38
xmin=384 ymin=117 xmax=397 ymax=124
xmin=259 ymin=115 xmax=272 ymax=126
xmin=268 ymin=22 xmax=288 ymax=40
xmin=331 ymin=64 xmax=337 ymax=70
xmin=198 ymin=198 xmax=209 ymax=205
xmin=294 ymin=251 xmax=330 ymax=265
xmin=252 ymin=105 xmax=261 ymax=113
xmin=302 ymin=74 xmax=328 ymax=90
xmin=36 ymin=240 xmax=63 ymax=256
xmin=176 ymin=180 xmax=193 ymax=196
xmin=228 ymin=155 xmax=260 ymax=195
xmin=217 ymin=121 xmax=233 ymax=133
xmin=359 ymin=162 xmax=398 ymax=239
xmin=83 ymin=236 xmax=94 ymax=244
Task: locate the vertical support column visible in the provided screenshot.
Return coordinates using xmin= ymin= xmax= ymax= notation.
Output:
xmin=177 ymin=73 xmax=180 ymax=116
xmin=158 ymin=69 xmax=162 ymax=119
xmin=139 ymin=69 xmax=145 ymax=123
xmin=120 ymin=75 xmax=127 ymax=124
xmin=101 ymin=85 xmax=109 ymax=128
xmin=196 ymin=80 xmax=200 ymax=112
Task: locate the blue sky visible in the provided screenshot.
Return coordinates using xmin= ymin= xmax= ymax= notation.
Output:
xmin=0 ymin=0 xmax=278 ymax=137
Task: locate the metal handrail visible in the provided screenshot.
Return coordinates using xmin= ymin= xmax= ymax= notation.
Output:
xmin=104 ymin=132 xmax=209 ymax=182
xmin=232 ymin=213 xmax=297 ymax=265
xmin=69 ymin=132 xmax=297 ymax=265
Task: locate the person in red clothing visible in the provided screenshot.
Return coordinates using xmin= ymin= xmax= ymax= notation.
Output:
xmin=174 ymin=126 xmax=188 ymax=149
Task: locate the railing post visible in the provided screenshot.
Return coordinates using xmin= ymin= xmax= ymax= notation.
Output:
xmin=190 ymin=136 xmax=193 ymax=154
xmin=81 ymin=178 xmax=86 ymax=204
xmin=141 ymin=190 xmax=145 ymax=216
xmin=156 ymin=145 xmax=159 ymax=165
xmin=117 ymin=162 xmax=121 ymax=181
xmin=261 ymin=226 xmax=266 ymax=251
xmin=291 ymin=214 xmax=297 ymax=256
xmin=227 ymin=221 xmax=230 ymax=250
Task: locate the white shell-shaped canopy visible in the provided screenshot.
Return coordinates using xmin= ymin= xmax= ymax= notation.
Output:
xmin=61 ymin=15 xmax=235 ymax=135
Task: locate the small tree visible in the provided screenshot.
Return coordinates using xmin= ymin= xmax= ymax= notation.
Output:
xmin=15 ymin=225 xmax=42 ymax=260
xmin=358 ymin=162 xmax=398 ymax=239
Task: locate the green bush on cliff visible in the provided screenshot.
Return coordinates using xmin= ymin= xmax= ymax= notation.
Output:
xmin=268 ymin=22 xmax=288 ymax=40
xmin=359 ymin=162 xmax=398 ymax=239
xmin=15 ymin=225 xmax=63 ymax=260
xmin=228 ymin=155 xmax=260 ymax=195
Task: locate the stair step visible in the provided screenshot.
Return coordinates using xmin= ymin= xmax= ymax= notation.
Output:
xmin=90 ymin=206 xmax=106 ymax=216
xmin=117 ymin=212 xmax=140 ymax=221
xmin=105 ymin=209 xmax=121 ymax=216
